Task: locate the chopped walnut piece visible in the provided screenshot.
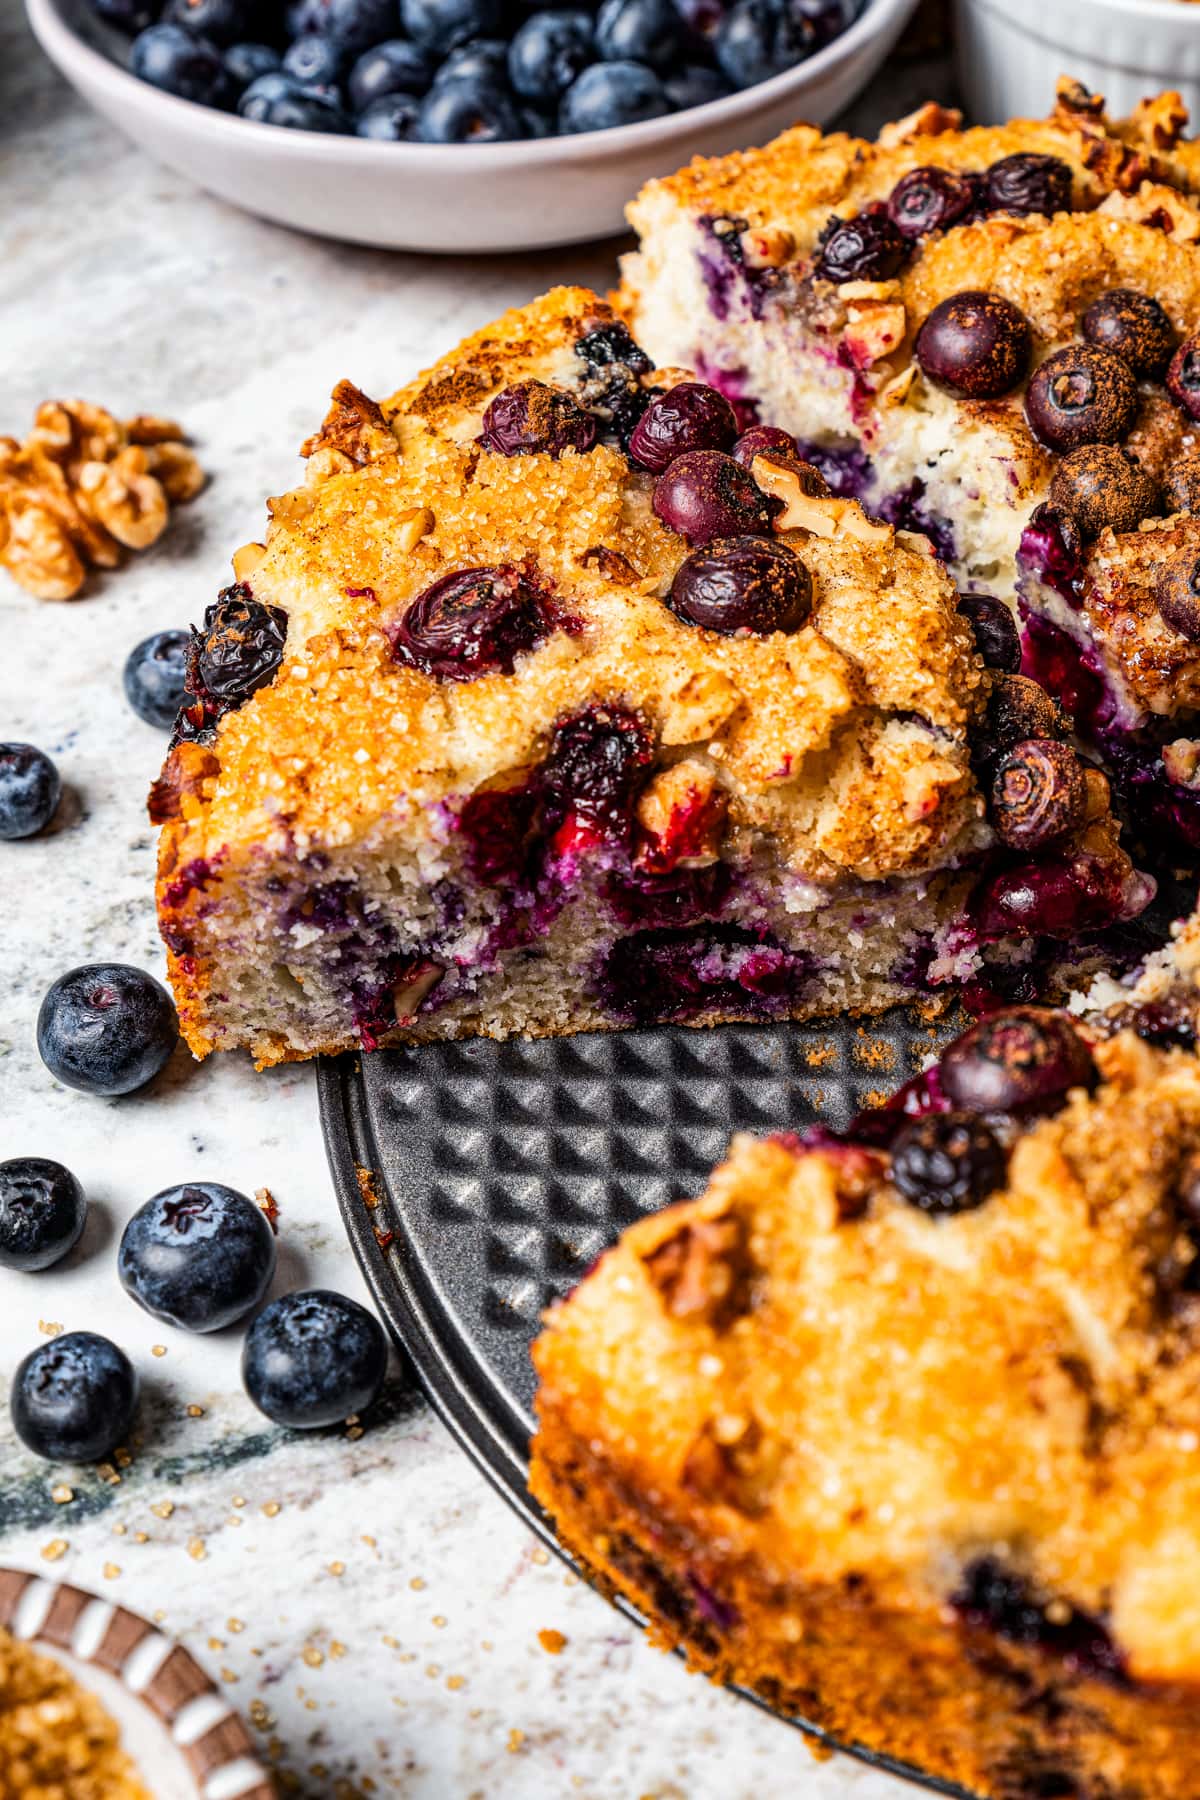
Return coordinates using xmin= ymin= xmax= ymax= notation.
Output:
xmin=643 ymin=1209 xmax=755 ymax=1328
xmin=0 ymin=398 xmax=203 ymax=599
xmin=876 ymin=101 xmax=962 ymax=148
xmin=660 ymin=666 xmax=741 ymax=746
xmin=1098 ymin=182 xmax=1200 ymax=242
xmin=396 ymin=505 xmax=435 ymax=554
xmin=635 ymin=758 xmax=727 ymax=872
xmin=1164 ymin=740 xmax=1200 ymax=789
xmin=580 ymin=545 xmax=643 ymax=585
xmin=231 ymin=540 xmax=267 ymax=581
xmin=739 ymin=225 xmax=796 ymax=269
xmin=681 ymin=1412 xmax=782 ymax=1516
xmin=1127 ymin=89 xmax=1189 ymax=154
xmin=753 ymin=455 xmax=892 ymax=545
xmin=302 ymin=379 xmax=399 ymax=483
xmin=842 ymin=288 xmax=907 ymax=367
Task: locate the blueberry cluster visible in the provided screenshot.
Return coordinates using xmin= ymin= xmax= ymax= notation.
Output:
xmin=92 ymin=0 xmax=863 ymax=142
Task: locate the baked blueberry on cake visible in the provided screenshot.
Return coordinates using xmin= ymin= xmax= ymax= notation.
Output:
xmin=152 ymin=288 xmax=1150 ymax=1065
xmin=532 ymin=1010 xmax=1200 ymax=1800
xmin=620 ymin=81 xmax=1200 ymax=848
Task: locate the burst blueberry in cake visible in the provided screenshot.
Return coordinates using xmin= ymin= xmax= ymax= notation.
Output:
xmin=620 ymin=80 xmax=1200 ymax=849
xmin=152 ymin=287 xmax=1150 ymax=1066
xmin=532 ymin=1008 xmax=1200 ymax=1800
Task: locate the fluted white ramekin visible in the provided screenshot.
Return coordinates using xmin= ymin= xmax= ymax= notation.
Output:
xmin=955 ymin=0 xmax=1200 ymax=127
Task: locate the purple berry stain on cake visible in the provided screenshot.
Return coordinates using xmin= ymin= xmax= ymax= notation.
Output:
xmin=953 ymin=1559 xmax=1128 ymax=1686
xmin=598 ymin=924 xmax=813 ymax=1024
xmin=696 ymin=215 xmax=781 ymax=323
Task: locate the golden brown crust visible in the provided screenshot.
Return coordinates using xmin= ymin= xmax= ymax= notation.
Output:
xmin=155 ymin=287 xmax=1005 ymax=1061
xmin=532 ymin=1030 xmax=1200 ymax=1795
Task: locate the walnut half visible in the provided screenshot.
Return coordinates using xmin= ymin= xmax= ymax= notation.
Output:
xmin=0 ymin=399 xmax=204 ymax=601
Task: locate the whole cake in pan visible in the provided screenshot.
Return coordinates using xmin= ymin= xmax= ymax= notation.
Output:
xmin=531 ymin=1007 xmax=1200 ymax=1800
xmin=152 ymin=287 xmax=1150 ymax=1067
xmin=619 ymin=80 xmax=1200 ymax=849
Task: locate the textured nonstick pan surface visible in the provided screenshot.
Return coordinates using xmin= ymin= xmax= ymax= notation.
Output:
xmin=318 ymin=1004 xmax=979 ymax=1797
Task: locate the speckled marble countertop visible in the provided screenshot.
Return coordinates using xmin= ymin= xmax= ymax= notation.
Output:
xmin=0 ymin=9 xmax=953 ymax=1794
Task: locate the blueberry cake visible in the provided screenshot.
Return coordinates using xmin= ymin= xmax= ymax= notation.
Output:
xmin=532 ymin=1007 xmax=1200 ymax=1800
xmin=154 ymin=287 xmax=1148 ymax=1065
xmin=620 ymin=80 xmax=1200 ymax=847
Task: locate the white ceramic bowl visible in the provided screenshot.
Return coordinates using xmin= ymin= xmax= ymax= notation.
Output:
xmin=955 ymin=0 xmax=1200 ymax=127
xmin=27 ymin=0 xmax=919 ymax=253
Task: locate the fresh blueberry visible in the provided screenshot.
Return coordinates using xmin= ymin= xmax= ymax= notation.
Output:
xmin=163 ymin=0 xmax=266 ymax=45
xmin=119 ymin=1182 xmax=276 ymax=1333
xmin=11 ymin=1332 xmax=138 ymax=1463
xmin=731 ymin=424 xmax=797 ymax=468
xmin=1167 ymin=332 xmax=1200 ymax=422
xmin=594 ymin=0 xmax=681 ymax=69
xmin=242 ymin=1289 xmax=388 ymax=1428
xmin=401 ymin=0 xmax=503 ymax=54
xmin=238 ymin=69 xmax=352 ymax=125
xmin=282 ymin=30 xmax=351 ymax=84
xmin=714 ymin=0 xmax=808 ymax=90
xmin=559 ymin=59 xmax=669 ymax=131
xmin=1047 ymin=444 xmax=1159 ymax=542
xmin=914 ymin=290 xmax=1032 ymax=400
xmin=1024 ymin=344 xmax=1138 ymax=454
xmin=507 ymin=10 xmax=593 ymax=102
xmin=434 ymin=36 xmax=510 ymax=85
xmin=0 ymin=744 xmax=61 ymax=840
xmin=886 ymin=165 xmax=978 ymax=239
xmin=356 ymin=91 xmax=420 ymax=133
xmin=1082 ymin=288 xmax=1175 ymax=379
xmin=0 ymin=1160 xmax=87 ymax=1273
xmin=290 ymin=0 xmax=401 ymax=50
xmin=416 ymin=75 xmax=522 ymax=140
xmin=1155 ymin=544 xmax=1200 ymax=642
xmin=663 ymin=62 xmax=731 ymax=109
xmin=991 ymin=738 xmax=1088 ymax=851
xmin=123 ymin=629 xmax=190 ymax=729
xmin=347 ymin=36 xmax=432 ymax=107
xmin=520 ymin=103 xmax=554 ymax=134
xmin=37 ymin=964 xmax=179 ymax=1098
xmin=129 ymin=22 xmax=235 ymax=103
xmin=86 ymin=0 xmax=164 ymax=34
xmin=224 ymin=39 xmax=282 ymax=83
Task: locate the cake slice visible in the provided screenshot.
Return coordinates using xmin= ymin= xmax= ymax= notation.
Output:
xmin=532 ymin=1008 xmax=1200 ymax=1800
xmin=619 ymin=83 xmax=1200 ymax=847
xmin=153 ymin=287 xmax=1148 ymax=1067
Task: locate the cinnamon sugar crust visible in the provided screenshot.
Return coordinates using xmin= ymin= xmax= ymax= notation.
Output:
xmin=532 ymin=1030 xmax=1200 ymax=1798
xmin=154 ymin=287 xmax=1022 ymax=1065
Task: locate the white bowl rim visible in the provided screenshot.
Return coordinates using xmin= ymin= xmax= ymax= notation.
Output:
xmin=28 ymin=0 xmax=918 ymax=170
xmin=964 ymin=0 xmax=1200 ymax=29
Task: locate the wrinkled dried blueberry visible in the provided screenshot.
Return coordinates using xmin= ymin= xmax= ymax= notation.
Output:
xmin=628 ymin=382 xmax=738 ymax=473
xmin=1163 ymin=454 xmax=1200 ymax=516
xmin=915 ymin=291 xmax=1032 ymax=400
xmin=1155 ymin=546 xmax=1200 ymax=642
xmin=814 ymin=207 xmax=909 ymax=284
xmin=986 ymin=673 xmax=1069 ymax=750
xmin=956 ymin=592 xmax=1020 ymax=672
xmin=890 ymin=1112 xmax=1006 ymax=1214
xmin=669 ymin=535 xmax=812 ymax=635
xmin=188 ymin=585 xmax=288 ymax=706
xmin=1047 ymin=444 xmax=1160 ymax=539
xmin=939 ymin=1006 xmax=1097 ymax=1117
xmin=392 ymin=566 xmax=547 ymax=680
xmin=991 ymin=737 xmax=1088 ymax=851
xmin=1168 ymin=332 xmax=1200 ymax=421
xmin=984 ymin=153 xmax=1073 ymax=218
xmin=653 ymin=449 xmax=780 ymax=545
xmin=479 ymin=380 xmax=598 ymax=457
xmin=886 ymin=165 xmax=978 ymax=239
xmin=409 ymin=590 xmax=506 ymax=699
xmin=540 ymin=703 xmax=654 ymax=845
xmin=1024 ymin=344 xmax=1138 ymax=453
xmin=1083 ymin=288 xmax=1175 ymax=378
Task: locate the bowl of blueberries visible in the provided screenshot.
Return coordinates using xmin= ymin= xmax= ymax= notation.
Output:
xmin=25 ymin=0 xmax=919 ymax=250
